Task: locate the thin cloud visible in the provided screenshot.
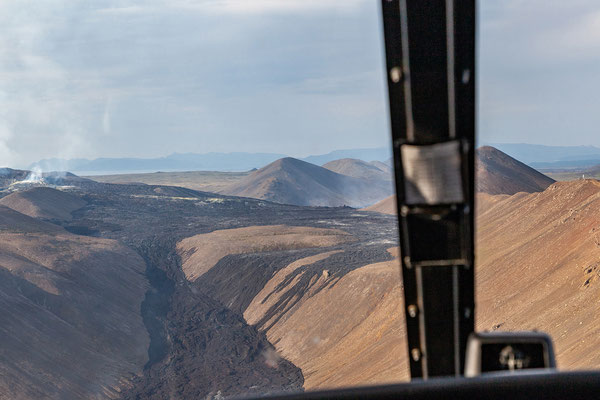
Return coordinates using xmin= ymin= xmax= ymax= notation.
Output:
xmin=95 ymin=6 xmax=148 ymax=15
xmin=176 ymin=0 xmax=365 ymax=14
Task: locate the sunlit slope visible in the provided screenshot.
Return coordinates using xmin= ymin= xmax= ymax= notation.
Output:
xmin=178 ymin=225 xmax=408 ymax=390
xmin=476 ymin=179 xmax=600 ymax=369
xmin=0 ymin=205 xmax=149 ymax=399
xmin=220 ymin=157 xmax=393 ymax=207
xmin=0 ymin=187 xmax=86 ymax=220
xmin=244 ymin=247 xmax=409 ymax=389
xmin=361 ymin=195 xmax=397 ymax=215
xmin=477 ymin=146 xmax=555 ymax=195
xmin=177 ymin=225 xmax=354 ymax=281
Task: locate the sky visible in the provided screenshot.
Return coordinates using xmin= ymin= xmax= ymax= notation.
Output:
xmin=1 ymin=0 xmax=600 ymax=168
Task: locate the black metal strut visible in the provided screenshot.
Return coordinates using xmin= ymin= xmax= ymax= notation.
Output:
xmin=381 ymin=0 xmax=476 ymax=379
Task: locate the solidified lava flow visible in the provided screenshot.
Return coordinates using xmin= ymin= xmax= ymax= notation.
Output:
xmin=7 ymin=180 xmax=398 ymax=399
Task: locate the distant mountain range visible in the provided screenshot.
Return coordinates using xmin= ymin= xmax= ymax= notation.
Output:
xmin=485 ymin=143 xmax=600 ymax=169
xmin=27 ymin=145 xmax=555 ymax=209
xmin=28 ymin=147 xmax=392 ymax=175
xmin=19 ymin=145 xmax=559 ymax=209
xmin=29 ymin=153 xmax=288 ymax=174
xmin=301 ymin=148 xmax=392 ymax=166
xmin=22 ymin=143 xmax=600 ymax=175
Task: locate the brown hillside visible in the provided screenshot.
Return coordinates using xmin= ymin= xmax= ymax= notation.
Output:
xmin=178 ymin=225 xmax=406 ymax=390
xmin=476 ymin=179 xmax=600 ymax=370
xmin=475 ymin=192 xmax=509 ymax=216
xmin=0 ymin=205 xmax=65 ymax=234
xmin=0 ymin=206 xmax=149 ymax=399
xmin=477 ymin=146 xmax=555 ymax=195
xmin=249 ymin=179 xmax=600 ymax=389
xmin=177 ymin=225 xmax=354 ymax=281
xmin=322 ymin=158 xmax=391 ymax=181
xmin=234 ymin=179 xmax=600 ymax=389
xmin=244 ymin=247 xmax=408 ymax=389
xmin=219 ymin=157 xmax=393 ymax=207
xmin=361 ymin=195 xmax=397 ymax=215
xmin=0 ymin=187 xmax=86 ymax=220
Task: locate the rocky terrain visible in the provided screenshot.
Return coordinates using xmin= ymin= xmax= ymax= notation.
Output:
xmin=6 ymin=146 xmax=600 ymax=399
xmin=476 ymin=179 xmax=600 ymax=370
xmin=0 ymin=205 xmax=149 ymax=399
xmin=0 ymin=174 xmax=401 ymax=399
xmin=359 ymin=152 xmax=600 ymax=375
xmin=242 ymin=247 xmax=408 ymax=389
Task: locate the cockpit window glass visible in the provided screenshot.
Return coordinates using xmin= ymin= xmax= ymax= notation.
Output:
xmin=476 ymin=0 xmax=600 ymax=375
xmin=0 ymin=1 xmax=407 ymax=398
xmin=3 ymin=1 xmax=600 ymax=398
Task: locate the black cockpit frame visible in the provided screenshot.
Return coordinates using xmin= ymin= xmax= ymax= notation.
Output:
xmin=381 ymin=0 xmax=476 ymax=378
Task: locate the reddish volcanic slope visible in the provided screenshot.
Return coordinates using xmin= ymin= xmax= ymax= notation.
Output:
xmin=476 ymin=179 xmax=600 ymax=371
xmin=361 ymin=195 xmax=397 ymax=215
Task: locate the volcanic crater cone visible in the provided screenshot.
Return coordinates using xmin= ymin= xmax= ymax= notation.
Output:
xmin=477 ymin=146 xmax=555 ymax=195
xmin=220 ymin=157 xmax=392 ymax=207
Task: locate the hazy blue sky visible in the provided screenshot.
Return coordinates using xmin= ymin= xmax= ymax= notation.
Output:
xmin=1 ymin=0 xmax=600 ymax=168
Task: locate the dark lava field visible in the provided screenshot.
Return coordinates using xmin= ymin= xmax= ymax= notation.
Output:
xmin=1 ymin=177 xmax=399 ymax=399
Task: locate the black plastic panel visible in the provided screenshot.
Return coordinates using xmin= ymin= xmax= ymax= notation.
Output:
xmin=249 ymin=371 xmax=600 ymax=400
